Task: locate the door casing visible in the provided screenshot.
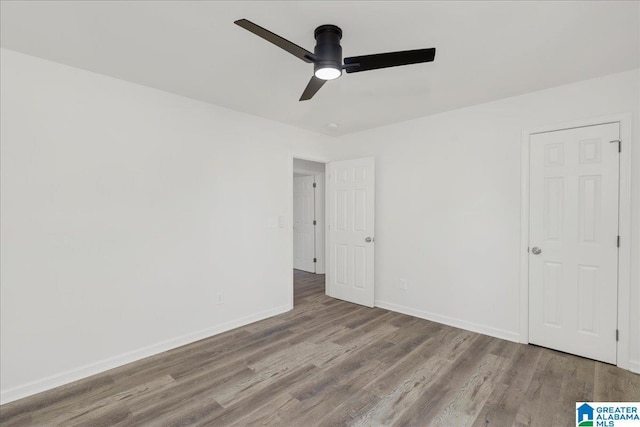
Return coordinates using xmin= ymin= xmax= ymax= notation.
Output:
xmin=519 ymin=113 xmax=633 ymax=371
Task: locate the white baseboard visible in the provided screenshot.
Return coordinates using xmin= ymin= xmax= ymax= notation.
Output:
xmin=375 ymin=299 xmax=520 ymax=343
xmin=628 ymin=360 xmax=640 ymax=374
xmin=0 ymin=304 xmax=291 ymax=405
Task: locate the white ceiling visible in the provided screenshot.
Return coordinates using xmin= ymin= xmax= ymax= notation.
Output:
xmin=1 ymin=1 xmax=638 ymax=137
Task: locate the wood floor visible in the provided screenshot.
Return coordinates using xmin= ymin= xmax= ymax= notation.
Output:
xmin=2 ymin=270 xmax=639 ymax=426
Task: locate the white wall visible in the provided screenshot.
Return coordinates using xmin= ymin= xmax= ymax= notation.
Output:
xmin=329 ymin=69 xmax=640 ymax=368
xmin=2 ymin=48 xmax=638 ymax=406
xmin=293 ymin=158 xmax=326 ymax=176
xmin=0 ymin=49 xmax=330 ymax=403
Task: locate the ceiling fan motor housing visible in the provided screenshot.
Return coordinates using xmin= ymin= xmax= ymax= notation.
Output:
xmin=313 ymin=25 xmax=343 ymax=76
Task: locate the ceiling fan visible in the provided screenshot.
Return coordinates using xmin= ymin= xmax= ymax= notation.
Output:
xmin=234 ymin=19 xmax=436 ymax=101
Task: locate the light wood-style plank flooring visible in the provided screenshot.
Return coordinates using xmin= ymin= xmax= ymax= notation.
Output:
xmin=1 ymin=270 xmax=639 ymax=426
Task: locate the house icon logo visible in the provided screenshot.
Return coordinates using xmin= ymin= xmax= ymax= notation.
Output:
xmin=577 ymin=403 xmax=594 ymax=426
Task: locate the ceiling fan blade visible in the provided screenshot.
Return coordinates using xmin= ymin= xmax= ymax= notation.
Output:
xmin=234 ymin=19 xmax=316 ymax=63
xmin=299 ymin=76 xmax=326 ymax=101
xmin=344 ymin=48 xmax=436 ymax=73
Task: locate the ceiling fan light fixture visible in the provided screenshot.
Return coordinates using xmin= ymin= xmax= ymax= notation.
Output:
xmin=314 ymin=66 xmax=341 ymax=80
xmin=234 ymin=19 xmax=437 ymax=101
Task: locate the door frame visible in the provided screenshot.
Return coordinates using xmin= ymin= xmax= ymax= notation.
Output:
xmin=519 ymin=113 xmax=632 ymax=370
xmin=288 ymin=154 xmax=330 ymax=309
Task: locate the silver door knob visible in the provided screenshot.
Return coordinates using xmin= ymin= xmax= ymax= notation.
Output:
xmin=365 ymin=237 xmax=373 ymax=243
xmin=531 ymin=247 xmax=542 ymax=255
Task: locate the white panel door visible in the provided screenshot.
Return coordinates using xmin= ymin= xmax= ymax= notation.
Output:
xmin=327 ymin=157 xmax=375 ymax=307
xmin=293 ymin=175 xmax=316 ymax=273
xmin=529 ymin=123 xmax=619 ymax=364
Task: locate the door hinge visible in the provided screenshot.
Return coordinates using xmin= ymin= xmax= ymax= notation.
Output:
xmin=313 ymin=258 xmax=317 ymax=263
xmin=616 ymin=329 xmax=619 ymax=341
xmin=617 ymin=236 xmax=620 ymax=247
xmin=312 ymin=182 xmax=317 ymax=188
xmin=313 ymin=220 xmax=316 ymax=225
xmin=610 ymin=139 xmax=621 ymax=152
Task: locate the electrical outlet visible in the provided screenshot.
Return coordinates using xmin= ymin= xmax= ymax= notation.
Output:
xmin=216 ymin=293 xmax=223 ymax=305
xmin=399 ymin=279 xmax=407 ymax=290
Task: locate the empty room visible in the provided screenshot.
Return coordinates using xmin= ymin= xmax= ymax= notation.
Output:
xmin=1 ymin=1 xmax=639 ymax=425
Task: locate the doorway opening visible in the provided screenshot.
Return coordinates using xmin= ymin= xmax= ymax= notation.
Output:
xmin=293 ymin=158 xmax=326 ymax=305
